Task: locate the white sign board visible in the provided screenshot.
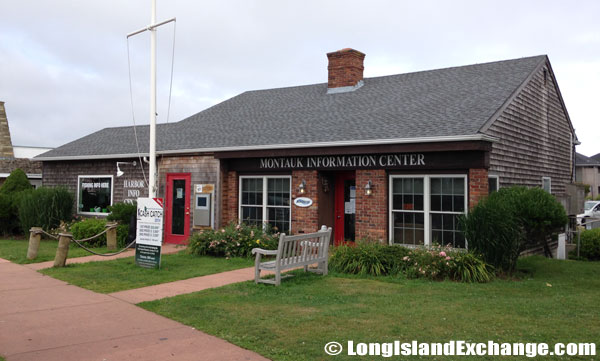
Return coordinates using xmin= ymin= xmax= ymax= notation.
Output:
xmin=294 ymin=197 xmax=313 ymax=208
xmin=135 ymin=197 xmax=163 ymax=268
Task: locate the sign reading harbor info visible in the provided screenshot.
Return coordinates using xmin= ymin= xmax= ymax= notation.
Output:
xmin=135 ymin=197 xmax=164 ymax=269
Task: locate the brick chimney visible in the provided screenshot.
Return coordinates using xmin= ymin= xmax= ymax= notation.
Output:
xmin=327 ymin=48 xmax=366 ymax=90
xmin=0 ymin=101 xmax=14 ymax=159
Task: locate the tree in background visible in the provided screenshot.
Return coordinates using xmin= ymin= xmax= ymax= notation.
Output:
xmin=0 ymin=169 xmax=31 ymax=235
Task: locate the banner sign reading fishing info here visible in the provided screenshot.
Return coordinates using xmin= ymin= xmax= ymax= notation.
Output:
xmin=135 ymin=197 xmax=164 ymax=269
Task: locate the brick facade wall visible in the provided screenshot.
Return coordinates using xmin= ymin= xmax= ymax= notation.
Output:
xmin=221 ymin=169 xmax=238 ymax=225
xmin=291 ymin=170 xmax=319 ymax=233
xmin=469 ymin=168 xmax=489 ymax=209
xmin=355 ymin=169 xmax=387 ymax=241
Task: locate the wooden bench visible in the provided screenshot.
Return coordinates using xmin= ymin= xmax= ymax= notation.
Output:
xmin=251 ymin=226 xmax=332 ymax=286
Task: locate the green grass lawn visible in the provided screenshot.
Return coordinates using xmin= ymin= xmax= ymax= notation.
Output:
xmin=140 ymin=256 xmax=600 ymax=361
xmin=40 ymin=251 xmax=254 ymax=293
xmin=0 ymin=238 xmax=113 ymax=264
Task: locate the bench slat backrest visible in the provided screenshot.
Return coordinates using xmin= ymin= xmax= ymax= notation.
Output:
xmin=275 ymin=228 xmax=331 ymax=268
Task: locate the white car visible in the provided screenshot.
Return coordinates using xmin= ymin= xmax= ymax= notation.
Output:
xmin=578 ymin=201 xmax=600 ymax=225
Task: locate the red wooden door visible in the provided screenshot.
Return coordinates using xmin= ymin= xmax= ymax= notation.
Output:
xmin=334 ymin=172 xmax=356 ymax=245
xmin=165 ymin=173 xmax=191 ymax=244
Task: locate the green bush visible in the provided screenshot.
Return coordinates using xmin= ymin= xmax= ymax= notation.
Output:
xmin=330 ymin=243 xmax=492 ymax=283
xmin=0 ymin=168 xmax=31 ymax=194
xmin=69 ymin=218 xmax=128 ymax=248
xmin=0 ymin=169 xmax=32 ymax=234
xmin=116 ymin=224 xmax=130 ymax=248
xmin=460 ymin=186 xmax=567 ymax=273
xmin=459 ymin=193 xmax=523 ymax=273
xmin=18 ymin=186 xmax=73 ymax=235
xmin=107 ymin=202 xmax=137 ymax=225
xmin=576 ymin=228 xmax=600 ymax=261
xmin=188 ymin=222 xmax=279 ymax=258
xmin=70 ymin=218 xmax=108 ymax=247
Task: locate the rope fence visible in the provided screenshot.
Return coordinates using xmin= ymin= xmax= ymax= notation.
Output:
xmin=70 ymin=237 xmax=137 ymax=257
xmin=27 ymin=224 xmax=137 ymax=266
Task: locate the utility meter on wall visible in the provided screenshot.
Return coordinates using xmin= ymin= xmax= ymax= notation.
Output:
xmin=193 ymin=184 xmax=214 ymax=228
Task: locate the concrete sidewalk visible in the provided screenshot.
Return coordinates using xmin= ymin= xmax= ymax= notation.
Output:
xmin=25 ymin=243 xmax=185 ymax=271
xmin=0 ymin=259 xmax=268 ymax=361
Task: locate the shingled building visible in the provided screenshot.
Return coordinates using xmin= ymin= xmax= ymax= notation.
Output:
xmin=37 ymin=49 xmax=578 ymax=246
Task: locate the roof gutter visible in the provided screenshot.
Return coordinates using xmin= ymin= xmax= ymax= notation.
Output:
xmin=35 ymin=134 xmax=498 ymax=161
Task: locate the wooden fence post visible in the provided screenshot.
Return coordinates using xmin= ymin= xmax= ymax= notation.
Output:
xmin=106 ymin=223 xmax=118 ymax=250
xmin=54 ymin=233 xmax=72 ymax=267
xmin=27 ymin=227 xmax=43 ymax=260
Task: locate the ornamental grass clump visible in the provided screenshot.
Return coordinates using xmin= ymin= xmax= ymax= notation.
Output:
xmin=188 ymin=222 xmax=279 ymax=258
xmin=329 ymin=240 xmax=409 ymax=276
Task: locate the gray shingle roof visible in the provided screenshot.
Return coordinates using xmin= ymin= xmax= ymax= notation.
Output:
xmin=576 ymin=152 xmax=600 ymax=166
xmin=37 ymin=55 xmax=546 ymax=160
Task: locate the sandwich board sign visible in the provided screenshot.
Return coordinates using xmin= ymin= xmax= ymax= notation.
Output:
xmin=135 ymin=197 xmax=164 ymax=269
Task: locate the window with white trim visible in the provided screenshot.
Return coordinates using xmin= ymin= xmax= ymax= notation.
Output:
xmin=78 ymin=175 xmax=113 ymax=215
xmin=430 ymin=177 xmax=466 ymax=248
xmin=391 ymin=178 xmax=425 ymax=245
xmin=542 ymin=177 xmax=551 ymax=193
xmin=390 ymin=175 xmax=467 ymax=248
xmin=488 ymin=175 xmax=499 ymax=194
xmin=240 ymin=176 xmax=291 ymax=233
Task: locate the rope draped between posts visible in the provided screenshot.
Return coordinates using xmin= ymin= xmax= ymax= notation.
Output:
xmin=34 ymin=229 xmax=59 ymax=240
xmin=73 ymin=224 xmax=117 ymax=243
xmin=69 ymin=237 xmax=137 ymax=257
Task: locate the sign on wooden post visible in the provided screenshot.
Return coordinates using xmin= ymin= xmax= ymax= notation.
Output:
xmin=135 ymin=197 xmax=164 ymax=269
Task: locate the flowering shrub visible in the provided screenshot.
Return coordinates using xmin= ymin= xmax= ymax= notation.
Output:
xmin=188 ymin=222 xmax=280 ymax=258
xmin=330 ymin=242 xmax=493 ymax=283
xmin=399 ymin=245 xmax=493 ymax=283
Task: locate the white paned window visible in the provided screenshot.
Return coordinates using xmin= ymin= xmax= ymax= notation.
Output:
xmin=542 ymin=177 xmax=551 ymax=193
xmin=77 ymin=175 xmax=113 ymax=215
xmin=389 ymin=175 xmax=467 ymax=248
xmin=239 ymin=176 xmax=291 ymax=233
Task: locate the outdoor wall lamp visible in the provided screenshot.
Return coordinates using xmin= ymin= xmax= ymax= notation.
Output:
xmin=116 ymin=161 xmax=137 ymax=177
xmin=365 ymin=180 xmax=373 ymax=196
xmin=298 ymin=179 xmax=307 ymax=194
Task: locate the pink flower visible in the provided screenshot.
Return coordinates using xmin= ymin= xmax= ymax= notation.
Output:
xmin=445 ymin=256 xmax=451 ymax=260
xmin=439 ymin=251 xmax=447 ymax=257
xmin=221 ymin=229 xmax=225 ymax=233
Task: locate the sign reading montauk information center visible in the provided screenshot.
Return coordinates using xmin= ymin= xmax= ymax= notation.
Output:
xmin=135 ymin=197 xmax=164 ymax=269
xmin=259 ymin=153 xmax=426 ymax=170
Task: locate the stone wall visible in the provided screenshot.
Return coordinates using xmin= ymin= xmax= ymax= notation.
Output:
xmin=0 ymin=101 xmax=14 ymax=159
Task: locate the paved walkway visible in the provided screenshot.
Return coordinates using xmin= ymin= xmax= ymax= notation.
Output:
xmin=25 ymin=243 xmax=185 ymax=271
xmin=110 ymin=267 xmax=257 ymax=303
xmin=0 ymin=258 xmax=269 ymax=361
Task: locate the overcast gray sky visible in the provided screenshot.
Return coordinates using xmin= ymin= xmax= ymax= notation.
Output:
xmin=1 ymin=0 xmax=598 ymax=156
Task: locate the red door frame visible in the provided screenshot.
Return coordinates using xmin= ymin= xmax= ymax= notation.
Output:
xmin=164 ymin=173 xmax=191 ymax=244
xmin=334 ymin=171 xmax=355 ymax=245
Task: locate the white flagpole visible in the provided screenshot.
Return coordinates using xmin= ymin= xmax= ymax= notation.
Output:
xmin=148 ymin=0 xmax=157 ymax=198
